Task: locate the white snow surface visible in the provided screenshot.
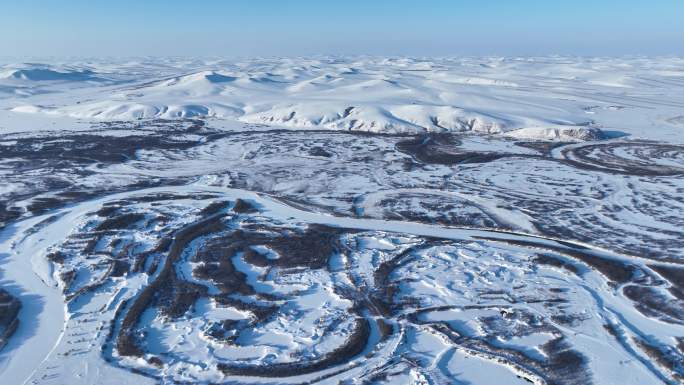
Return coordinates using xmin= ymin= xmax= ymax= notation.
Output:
xmin=1 ymin=184 xmax=681 ymax=384
xmin=1 ymin=56 xmax=683 ymax=141
xmin=0 ymin=56 xmax=683 ymax=385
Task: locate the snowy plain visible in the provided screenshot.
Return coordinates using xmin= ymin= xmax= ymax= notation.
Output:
xmin=0 ymin=56 xmax=683 ymax=385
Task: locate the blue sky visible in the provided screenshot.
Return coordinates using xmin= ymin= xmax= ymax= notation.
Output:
xmin=2 ymin=0 xmax=683 ymax=57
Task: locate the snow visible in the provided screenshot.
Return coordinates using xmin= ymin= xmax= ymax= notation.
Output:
xmin=2 ymin=183 xmax=680 ymax=383
xmin=447 ymin=349 xmax=533 ymax=385
xmin=0 ymin=56 xmax=682 ymax=385
xmin=2 ymin=57 xmax=683 ymax=140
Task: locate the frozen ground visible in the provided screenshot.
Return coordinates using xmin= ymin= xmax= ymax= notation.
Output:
xmin=0 ymin=57 xmax=683 ymax=385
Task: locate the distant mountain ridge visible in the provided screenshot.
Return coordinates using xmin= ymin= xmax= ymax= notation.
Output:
xmin=4 ymin=56 xmax=684 ymax=141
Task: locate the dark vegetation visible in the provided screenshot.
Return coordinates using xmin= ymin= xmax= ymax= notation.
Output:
xmin=116 ymin=214 xmax=226 ymax=357
xmin=218 ymin=318 xmax=370 ymax=377
xmin=429 ymin=319 xmax=590 ymax=385
xmin=0 ymin=203 xmax=22 ymax=230
xmin=95 ymin=213 xmax=146 ymax=232
xmin=397 ymin=134 xmax=538 ymax=165
xmin=372 ymin=246 xmax=421 ymax=317
xmin=426 ymin=314 xmax=591 ymax=385
xmin=0 ymin=119 xmax=219 ymax=228
xmin=623 ymin=285 xmax=684 ymax=324
xmin=113 ymin=208 xmax=373 ymax=377
xmin=651 ymin=265 xmax=684 ymax=300
xmin=515 ymin=141 xmax=570 ymax=156
xmin=308 ymin=146 xmax=333 ymax=158
xmin=244 ymin=224 xmax=346 ymax=269
xmin=4 ymin=120 xmax=679 ymax=382
xmin=561 ymin=142 xmax=684 ymax=176
xmin=0 ymin=120 xmax=207 ymax=166
xmin=0 ymin=289 xmax=21 ymax=351
xmin=133 ymin=237 xmax=172 ymax=272
xmin=199 ymin=200 xmax=231 ymax=216
xmin=111 ymin=197 xmax=358 ymax=364
xmin=538 ymin=338 xmax=592 ymax=385
xmin=193 ymin=231 xmax=259 ymax=296
xmin=46 ymin=250 xmax=67 ymax=264
xmin=232 ymin=198 xmax=258 ymax=214
xmin=373 ymin=193 xmax=505 ymax=229
xmin=474 ymin=236 xmax=638 ymax=285
xmin=533 ymin=254 xmax=579 ymax=274
xmin=633 ymin=337 xmax=684 ymax=381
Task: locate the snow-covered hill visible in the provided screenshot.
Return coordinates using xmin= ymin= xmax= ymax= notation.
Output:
xmin=1 ymin=67 xmax=100 ymax=82
xmin=3 ymin=57 xmax=684 ymax=141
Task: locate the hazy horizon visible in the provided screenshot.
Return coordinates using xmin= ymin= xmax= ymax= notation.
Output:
xmin=2 ymin=0 xmax=683 ymax=57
